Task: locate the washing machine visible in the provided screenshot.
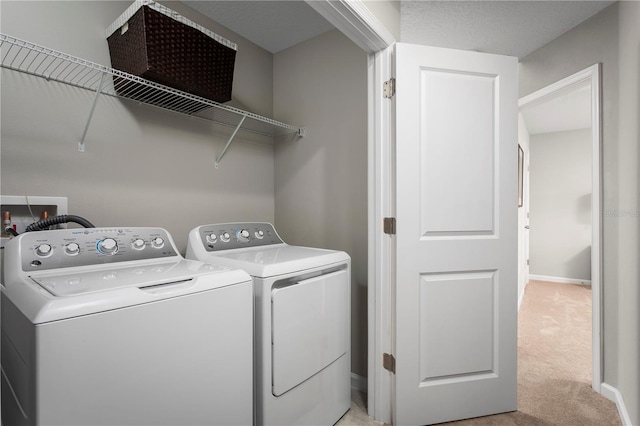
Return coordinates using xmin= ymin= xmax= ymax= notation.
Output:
xmin=1 ymin=227 xmax=253 ymax=426
xmin=186 ymin=222 xmax=351 ymax=426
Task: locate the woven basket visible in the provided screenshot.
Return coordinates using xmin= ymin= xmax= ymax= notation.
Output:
xmin=107 ymin=2 xmax=236 ymax=104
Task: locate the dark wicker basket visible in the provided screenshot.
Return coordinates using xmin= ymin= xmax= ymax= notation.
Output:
xmin=107 ymin=4 xmax=236 ymax=104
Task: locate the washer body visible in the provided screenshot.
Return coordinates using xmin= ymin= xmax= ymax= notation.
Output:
xmin=1 ymin=227 xmax=253 ymax=426
xmin=186 ymin=222 xmax=351 ymax=426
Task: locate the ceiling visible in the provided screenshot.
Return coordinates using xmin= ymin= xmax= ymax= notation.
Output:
xmin=401 ymin=1 xmax=614 ymax=58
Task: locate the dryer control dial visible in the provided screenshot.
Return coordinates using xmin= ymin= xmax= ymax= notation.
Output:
xmin=97 ymin=238 xmax=118 ymax=255
xmin=236 ymin=229 xmax=250 ymax=243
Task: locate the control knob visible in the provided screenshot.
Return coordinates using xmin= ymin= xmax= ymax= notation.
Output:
xmin=236 ymin=229 xmax=250 ymax=243
xmin=254 ymin=230 xmax=265 ymax=239
xmin=36 ymin=243 xmax=53 ymax=257
xmin=206 ymin=233 xmax=218 ymax=244
xmin=132 ymin=239 xmax=146 ymax=250
xmin=220 ymin=232 xmax=231 ymax=243
xmin=97 ymin=238 xmax=118 ymax=255
xmin=65 ymin=242 xmax=80 ymax=255
xmin=151 ymin=237 xmax=165 ymax=249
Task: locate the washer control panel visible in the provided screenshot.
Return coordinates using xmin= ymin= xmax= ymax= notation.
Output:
xmin=19 ymin=227 xmax=178 ymax=272
xmin=197 ymin=222 xmax=283 ymax=252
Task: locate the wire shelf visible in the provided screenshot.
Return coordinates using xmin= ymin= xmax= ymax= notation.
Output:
xmin=0 ymin=33 xmax=304 ymax=158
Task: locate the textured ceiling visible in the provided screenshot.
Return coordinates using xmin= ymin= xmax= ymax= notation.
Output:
xmin=401 ymin=1 xmax=615 ymax=58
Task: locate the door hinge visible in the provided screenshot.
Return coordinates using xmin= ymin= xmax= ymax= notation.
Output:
xmin=383 ymin=78 xmax=395 ymax=99
xmin=383 ymin=353 xmax=396 ymax=374
xmin=383 ymin=217 xmax=396 ymax=235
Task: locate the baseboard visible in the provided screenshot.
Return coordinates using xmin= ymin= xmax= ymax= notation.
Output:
xmin=518 ymin=280 xmax=529 ymax=312
xmin=529 ymin=274 xmax=591 ymax=286
xmin=601 ymin=383 xmax=633 ymax=426
xmin=351 ymin=373 xmax=368 ymax=392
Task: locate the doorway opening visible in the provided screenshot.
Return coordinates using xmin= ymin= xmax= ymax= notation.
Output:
xmin=518 ymin=64 xmax=602 ymax=392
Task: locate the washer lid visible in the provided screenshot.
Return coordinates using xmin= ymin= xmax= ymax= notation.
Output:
xmin=203 ymin=245 xmax=350 ymax=278
xmin=5 ymin=259 xmax=251 ymax=324
xmin=30 ymin=260 xmax=229 ymax=297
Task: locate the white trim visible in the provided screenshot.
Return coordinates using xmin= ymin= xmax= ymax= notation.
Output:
xmin=519 ymin=63 xmax=602 ymax=393
xmin=529 ymin=275 xmax=592 ymax=286
xmin=601 ymin=383 xmax=633 ymax=426
xmin=367 ymin=45 xmax=394 ymax=425
xmin=305 ymin=0 xmax=395 ymax=53
xmin=351 ymin=373 xmax=368 ymax=393
xmin=517 ymin=280 xmax=528 ymax=311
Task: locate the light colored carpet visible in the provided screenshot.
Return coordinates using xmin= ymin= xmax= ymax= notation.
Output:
xmin=338 ymin=281 xmax=621 ymax=426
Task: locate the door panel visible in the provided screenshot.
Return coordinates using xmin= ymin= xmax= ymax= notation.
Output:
xmin=419 ymin=271 xmax=496 ymax=380
xmin=394 ymin=43 xmax=518 ymax=425
xmin=271 ymin=270 xmax=349 ymax=396
xmin=420 ymin=69 xmax=496 ymax=235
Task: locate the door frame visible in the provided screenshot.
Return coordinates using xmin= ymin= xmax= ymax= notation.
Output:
xmin=518 ymin=63 xmax=603 ymax=393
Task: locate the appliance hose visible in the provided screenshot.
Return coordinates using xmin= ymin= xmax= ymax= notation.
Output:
xmin=3 ymin=227 xmax=19 ymax=237
xmin=25 ymin=215 xmax=96 ymax=232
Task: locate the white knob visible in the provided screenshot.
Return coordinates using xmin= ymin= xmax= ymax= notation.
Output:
xmin=254 ymin=230 xmax=264 ymax=239
xmin=98 ymin=238 xmax=118 ymax=255
xmin=220 ymin=232 xmax=231 ymax=242
xmin=151 ymin=237 xmax=164 ymax=248
xmin=236 ymin=229 xmax=250 ymax=242
xmin=132 ymin=239 xmax=145 ymax=250
xmin=65 ymin=242 xmax=80 ymax=255
xmin=36 ymin=244 xmax=53 ymax=257
xmin=206 ymin=233 xmax=218 ymax=244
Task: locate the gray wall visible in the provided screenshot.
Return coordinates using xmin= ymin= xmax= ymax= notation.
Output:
xmin=529 ymin=129 xmax=592 ymax=281
xmin=1 ymin=1 xmax=276 ymax=253
xmin=273 ymin=30 xmax=368 ymax=378
xmin=520 ymin=2 xmax=640 ymax=423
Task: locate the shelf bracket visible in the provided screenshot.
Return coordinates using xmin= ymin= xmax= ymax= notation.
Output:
xmin=215 ymin=115 xmax=246 ymax=168
xmin=78 ymin=71 xmax=107 ymax=152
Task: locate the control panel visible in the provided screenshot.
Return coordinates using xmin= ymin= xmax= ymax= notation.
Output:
xmin=197 ymin=222 xmax=283 ymax=252
xmin=18 ymin=227 xmax=179 ymax=272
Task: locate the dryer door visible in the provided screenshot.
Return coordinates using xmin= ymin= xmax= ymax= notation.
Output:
xmin=271 ymin=269 xmax=349 ymax=396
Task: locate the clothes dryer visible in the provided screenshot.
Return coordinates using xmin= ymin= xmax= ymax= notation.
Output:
xmin=1 ymin=227 xmax=253 ymax=426
xmin=186 ymin=222 xmax=351 ymax=426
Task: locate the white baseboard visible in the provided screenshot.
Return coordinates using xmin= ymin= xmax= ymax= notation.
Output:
xmin=601 ymin=383 xmax=633 ymax=426
xmin=351 ymin=373 xmax=368 ymax=392
xmin=518 ymin=280 xmax=529 ymax=312
xmin=529 ymin=274 xmax=592 ymax=286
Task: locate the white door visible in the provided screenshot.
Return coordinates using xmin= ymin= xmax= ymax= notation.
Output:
xmin=394 ymin=43 xmax=518 ymax=425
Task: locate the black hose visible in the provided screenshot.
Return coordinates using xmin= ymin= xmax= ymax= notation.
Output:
xmin=4 ymin=227 xmax=19 ymax=237
xmin=25 ymin=215 xmax=96 ymax=232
